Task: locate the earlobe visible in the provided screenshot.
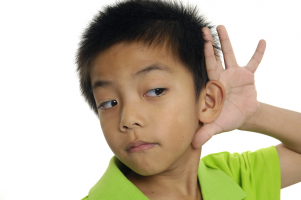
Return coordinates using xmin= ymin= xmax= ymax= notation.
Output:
xmin=197 ymin=80 xmax=226 ymax=124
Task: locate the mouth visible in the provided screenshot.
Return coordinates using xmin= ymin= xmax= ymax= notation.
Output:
xmin=126 ymin=140 xmax=158 ymax=153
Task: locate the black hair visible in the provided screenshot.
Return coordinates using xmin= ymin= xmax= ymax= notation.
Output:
xmin=75 ymin=0 xmax=221 ymax=117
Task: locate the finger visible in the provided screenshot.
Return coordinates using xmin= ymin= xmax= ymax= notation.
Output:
xmin=203 ymin=27 xmax=220 ymax=80
xmin=212 ymin=43 xmax=224 ymax=70
xmin=192 ymin=123 xmax=223 ymax=149
xmin=203 ymin=27 xmax=225 ymax=73
xmin=246 ymin=39 xmax=266 ymax=73
xmin=204 ymin=41 xmax=220 ymax=80
xmin=216 ymin=25 xmax=238 ymax=69
xmin=203 ymin=27 xmax=224 ymax=71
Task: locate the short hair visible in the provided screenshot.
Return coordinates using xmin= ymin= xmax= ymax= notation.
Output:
xmin=75 ymin=0 xmax=221 ymax=117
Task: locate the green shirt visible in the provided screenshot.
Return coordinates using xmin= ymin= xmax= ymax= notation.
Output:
xmin=82 ymin=145 xmax=280 ymax=200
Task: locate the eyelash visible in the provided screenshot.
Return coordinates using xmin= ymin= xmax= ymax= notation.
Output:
xmin=98 ymin=88 xmax=167 ymax=110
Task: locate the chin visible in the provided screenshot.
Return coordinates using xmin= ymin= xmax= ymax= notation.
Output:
xmin=129 ymin=163 xmax=165 ymax=176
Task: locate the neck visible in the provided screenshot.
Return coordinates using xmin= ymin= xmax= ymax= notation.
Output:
xmin=126 ymin=145 xmax=203 ymax=200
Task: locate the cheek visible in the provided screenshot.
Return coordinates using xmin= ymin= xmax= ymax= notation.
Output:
xmin=156 ymin=100 xmax=197 ymax=145
xmin=101 ymin=119 xmax=123 ymax=154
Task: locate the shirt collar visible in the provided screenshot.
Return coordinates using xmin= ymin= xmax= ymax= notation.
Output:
xmin=88 ymin=156 xmax=247 ymax=200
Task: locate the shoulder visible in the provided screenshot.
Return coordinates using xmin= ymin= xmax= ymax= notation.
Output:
xmin=81 ymin=195 xmax=89 ymax=200
xmin=201 ymin=146 xmax=281 ymax=199
xmin=201 ymin=146 xmax=279 ymax=174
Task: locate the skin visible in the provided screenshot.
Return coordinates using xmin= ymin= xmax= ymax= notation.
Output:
xmin=192 ymin=25 xmax=266 ymax=148
xmin=90 ymin=40 xmax=226 ymax=200
xmin=198 ymin=26 xmax=301 ymax=190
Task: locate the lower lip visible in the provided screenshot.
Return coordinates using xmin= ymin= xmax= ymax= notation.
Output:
xmin=128 ymin=143 xmax=158 ymax=153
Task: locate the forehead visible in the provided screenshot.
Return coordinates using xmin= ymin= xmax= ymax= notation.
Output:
xmin=91 ymin=41 xmax=177 ymax=71
xmin=89 ymin=41 xmax=182 ymax=87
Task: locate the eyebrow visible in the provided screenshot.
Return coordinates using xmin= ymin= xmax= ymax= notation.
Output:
xmin=91 ymin=63 xmax=173 ymax=92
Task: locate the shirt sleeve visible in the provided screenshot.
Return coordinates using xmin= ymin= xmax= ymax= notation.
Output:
xmin=201 ymin=145 xmax=281 ymax=200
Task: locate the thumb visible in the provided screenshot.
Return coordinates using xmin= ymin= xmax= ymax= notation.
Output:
xmin=192 ymin=122 xmax=223 ymax=149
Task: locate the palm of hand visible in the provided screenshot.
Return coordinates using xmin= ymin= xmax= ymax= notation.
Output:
xmin=216 ymin=67 xmax=258 ymax=133
xmin=192 ymin=25 xmax=266 ymax=148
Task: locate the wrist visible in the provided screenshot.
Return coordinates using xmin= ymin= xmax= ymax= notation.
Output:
xmin=238 ymin=101 xmax=263 ymax=131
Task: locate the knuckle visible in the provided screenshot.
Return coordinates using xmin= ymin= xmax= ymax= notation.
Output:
xmin=223 ymin=48 xmax=234 ymax=55
xmin=207 ymin=65 xmax=218 ymax=72
xmin=251 ymin=56 xmax=260 ymax=64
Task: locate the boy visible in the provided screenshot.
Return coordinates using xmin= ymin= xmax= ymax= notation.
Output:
xmin=76 ymin=0 xmax=301 ymax=199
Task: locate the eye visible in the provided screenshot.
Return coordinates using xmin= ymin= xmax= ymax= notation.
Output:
xmin=98 ymin=100 xmax=117 ymax=110
xmin=144 ymin=88 xmax=167 ymax=97
xmin=98 ymin=88 xmax=167 ymax=110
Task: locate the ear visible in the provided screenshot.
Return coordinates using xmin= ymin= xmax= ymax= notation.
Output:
xmin=197 ymin=80 xmax=226 ymax=124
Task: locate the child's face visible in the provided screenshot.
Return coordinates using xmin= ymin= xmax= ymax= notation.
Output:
xmin=90 ymin=41 xmax=204 ymax=176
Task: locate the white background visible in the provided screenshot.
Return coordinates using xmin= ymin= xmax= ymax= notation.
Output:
xmin=0 ymin=0 xmax=300 ymax=199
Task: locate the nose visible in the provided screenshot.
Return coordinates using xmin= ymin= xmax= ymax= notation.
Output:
xmin=119 ymin=101 xmax=144 ymax=132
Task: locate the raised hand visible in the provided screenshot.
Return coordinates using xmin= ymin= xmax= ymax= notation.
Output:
xmin=192 ymin=25 xmax=266 ymax=149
